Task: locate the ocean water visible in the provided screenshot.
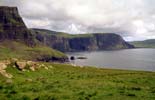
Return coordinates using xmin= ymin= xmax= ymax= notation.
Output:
xmin=67 ymin=49 xmax=155 ymax=71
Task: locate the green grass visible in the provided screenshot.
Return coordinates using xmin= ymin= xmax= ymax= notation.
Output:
xmin=32 ymin=28 xmax=95 ymax=38
xmin=55 ymin=33 xmax=94 ymax=38
xmin=0 ymin=40 xmax=67 ymax=60
xmin=0 ymin=63 xmax=155 ymax=100
xmin=130 ymin=40 xmax=155 ymax=48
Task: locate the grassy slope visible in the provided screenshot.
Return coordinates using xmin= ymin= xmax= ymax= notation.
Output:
xmin=0 ymin=40 xmax=67 ymax=60
xmin=0 ymin=63 xmax=155 ymax=100
xmin=130 ymin=39 xmax=155 ymax=48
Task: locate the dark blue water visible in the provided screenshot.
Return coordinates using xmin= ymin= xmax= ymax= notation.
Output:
xmin=67 ymin=49 xmax=155 ymax=71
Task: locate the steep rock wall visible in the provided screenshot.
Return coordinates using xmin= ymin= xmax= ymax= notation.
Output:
xmin=32 ymin=29 xmax=134 ymax=52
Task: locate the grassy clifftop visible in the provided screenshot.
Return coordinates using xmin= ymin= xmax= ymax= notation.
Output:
xmin=130 ymin=39 xmax=155 ymax=48
xmin=0 ymin=41 xmax=67 ymax=62
xmin=0 ymin=63 xmax=155 ymax=100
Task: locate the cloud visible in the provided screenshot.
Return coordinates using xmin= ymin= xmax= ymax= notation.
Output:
xmin=1 ymin=0 xmax=155 ymax=41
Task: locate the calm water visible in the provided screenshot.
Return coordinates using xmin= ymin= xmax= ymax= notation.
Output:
xmin=67 ymin=49 xmax=155 ymax=71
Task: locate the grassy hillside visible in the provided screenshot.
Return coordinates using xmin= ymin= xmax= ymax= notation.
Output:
xmin=0 ymin=40 xmax=67 ymax=61
xmin=0 ymin=63 xmax=155 ymax=100
xmin=130 ymin=39 xmax=155 ymax=48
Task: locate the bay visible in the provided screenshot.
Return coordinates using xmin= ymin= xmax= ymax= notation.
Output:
xmin=67 ymin=49 xmax=155 ymax=71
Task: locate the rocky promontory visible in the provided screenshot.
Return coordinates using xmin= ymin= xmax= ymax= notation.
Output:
xmin=32 ymin=29 xmax=134 ymax=52
xmin=0 ymin=6 xmax=68 ymax=62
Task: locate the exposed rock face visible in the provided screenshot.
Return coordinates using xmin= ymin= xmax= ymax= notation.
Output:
xmin=32 ymin=29 xmax=134 ymax=52
xmin=0 ymin=6 xmax=35 ymax=46
xmin=94 ymin=33 xmax=134 ymax=50
xmin=0 ymin=6 xmax=68 ymax=62
xmin=68 ymin=36 xmax=98 ymax=51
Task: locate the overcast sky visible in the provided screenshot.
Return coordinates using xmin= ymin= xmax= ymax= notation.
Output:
xmin=1 ymin=0 xmax=155 ymax=41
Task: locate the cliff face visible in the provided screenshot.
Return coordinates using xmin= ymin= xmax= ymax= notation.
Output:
xmin=69 ymin=36 xmax=98 ymax=51
xmin=0 ymin=6 xmax=68 ymax=62
xmin=32 ymin=29 xmax=134 ymax=52
xmin=94 ymin=34 xmax=134 ymax=50
xmin=0 ymin=6 xmax=35 ymax=46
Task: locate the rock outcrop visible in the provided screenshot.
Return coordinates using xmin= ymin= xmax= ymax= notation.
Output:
xmin=0 ymin=6 xmax=35 ymax=46
xmin=0 ymin=59 xmax=54 ymax=78
xmin=0 ymin=62 xmax=13 ymax=78
xmin=32 ymin=29 xmax=134 ymax=52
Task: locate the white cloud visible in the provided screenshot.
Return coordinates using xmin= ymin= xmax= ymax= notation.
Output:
xmin=1 ymin=0 xmax=155 ymax=41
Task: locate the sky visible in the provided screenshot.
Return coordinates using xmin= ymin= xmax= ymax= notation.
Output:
xmin=1 ymin=0 xmax=155 ymax=41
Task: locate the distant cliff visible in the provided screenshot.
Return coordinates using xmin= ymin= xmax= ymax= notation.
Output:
xmin=0 ymin=6 xmax=35 ymax=46
xmin=31 ymin=29 xmax=134 ymax=52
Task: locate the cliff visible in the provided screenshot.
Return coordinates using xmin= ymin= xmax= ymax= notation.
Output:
xmin=31 ymin=29 xmax=134 ymax=52
xmin=0 ymin=6 xmax=35 ymax=46
xmin=0 ymin=6 xmax=68 ymax=62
